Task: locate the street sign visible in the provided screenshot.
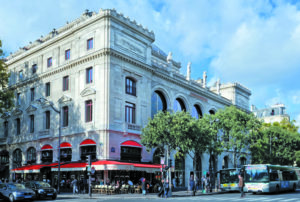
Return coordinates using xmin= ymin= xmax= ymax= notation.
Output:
xmin=91 ymin=166 xmax=95 ymax=174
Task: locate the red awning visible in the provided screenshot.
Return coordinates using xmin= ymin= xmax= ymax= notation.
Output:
xmin=60 ymin=142 xmax=72 ymax=148
xmin=91 ymin=160 xmax=160 ymax=172
xmin=11 ymin=163 xmax=58 ymax=173
xmin=121 ymin=140 xmax=142 ymax=148
xmin=41 ymin=144 xmax=53 ymax=150
xmin=80 ymin=139 xmax=96 ymax=146
xmin=51 ymin=162 xmax=87 ymax=171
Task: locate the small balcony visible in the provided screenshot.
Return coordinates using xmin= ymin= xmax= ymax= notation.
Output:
xmin=127 ymin=123 xmax=141 ymax=131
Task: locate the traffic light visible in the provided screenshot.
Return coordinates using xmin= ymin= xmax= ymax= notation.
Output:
xmin=86 ymin=155 xmax=91 ymax=166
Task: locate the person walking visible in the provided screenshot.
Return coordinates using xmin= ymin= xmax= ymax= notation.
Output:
xmin=201 ymin=175 xmax=206 ymax=193
xmin=164 ymin=179 xmax=169 ymax=198
xmin=157 ymin=179 xmax=164 ymax=198
xmin=71 ymin=178 xmax=78 ymax=195
xmin=206 ymin=175 xmax=210 ymax=193
xmin=238 ymin=174 xmax=245 ymax=198
xmin=189 ymin=174 xmax=195 ymax=196
xmin=142 ymin=178 xmax=146 ymax=195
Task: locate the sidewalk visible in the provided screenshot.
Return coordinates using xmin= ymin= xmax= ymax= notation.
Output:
xmin=56 ymin=189 xmax=227 ymax=199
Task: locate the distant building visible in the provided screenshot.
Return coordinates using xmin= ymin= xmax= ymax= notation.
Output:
xmin=251 ymin=104 xmax=290 ymax=124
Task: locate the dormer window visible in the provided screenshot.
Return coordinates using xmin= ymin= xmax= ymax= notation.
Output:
xmin=125 ymin=77 xmax=136 ymax=96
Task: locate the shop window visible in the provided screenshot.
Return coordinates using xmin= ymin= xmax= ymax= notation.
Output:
xmin=41 ymin=150 xmax=53 ymax=163
xmin=60 ymin=148 xmax=72 ymax=162
xmin=120 ymin=146 xmax=141 ymax=162
xmin=80 ymin=146 xmax=96 ymax=161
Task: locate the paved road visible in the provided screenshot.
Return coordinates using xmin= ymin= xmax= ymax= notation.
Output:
xmin=2 ymin=191 xmax=300 ymax=202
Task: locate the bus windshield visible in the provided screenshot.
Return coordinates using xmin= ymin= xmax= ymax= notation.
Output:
xmin=220 ymin=170 xmax=239 ymax=183
xmin=245 ymin=165 xmax=269 ymax=182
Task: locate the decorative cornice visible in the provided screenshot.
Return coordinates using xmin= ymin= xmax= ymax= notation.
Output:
xmin=11 ymin=108 xmax=23 ymax=117
xmin=80 ymin=87 xmax=96 ymax=97
xmin=25 ymin=104 xmax=38 ymax=113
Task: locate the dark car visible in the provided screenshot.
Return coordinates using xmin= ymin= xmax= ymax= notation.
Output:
xmin=0 ymin=183 xmax=35 ymax=202
xmin=24 ymin=181 xmax=56 ymax=200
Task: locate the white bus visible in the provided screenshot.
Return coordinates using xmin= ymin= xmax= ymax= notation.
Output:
xmin=244 ymin=164 xmax=299 ymax=194
xmin=219 ymin=168 xmax=240 ymax=191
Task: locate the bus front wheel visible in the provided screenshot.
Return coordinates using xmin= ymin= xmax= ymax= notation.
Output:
xmin=252 ymin=192 xmax=256 ymax=195
xmin=276 ymin=186 xmax=280 ymax=194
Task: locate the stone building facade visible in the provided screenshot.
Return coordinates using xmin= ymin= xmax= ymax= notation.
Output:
xmin=251 ymin=103 xmax=290 ymax=124
xmin=1 ymin=9 xmax=251 ymax=187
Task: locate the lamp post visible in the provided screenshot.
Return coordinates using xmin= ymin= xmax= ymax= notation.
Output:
xmin=209 ymin=118 xmax=219 ymax=193
xmin=36 ymin=98 xmax=61 ymax=194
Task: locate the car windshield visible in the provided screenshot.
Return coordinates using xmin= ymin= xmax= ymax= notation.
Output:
xmin=35 ymin=182 xmax=51 ymax=188
xmin=245 ymin=165 xmax=269 ymax=182
xmin=7 ymin=184 xmax=25 ymax=190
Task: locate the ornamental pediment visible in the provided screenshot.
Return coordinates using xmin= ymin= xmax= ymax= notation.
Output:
xmin=80 ymin=87 xmax=96 ymax=97
xmin=25 ymin=104 xmax=38 ymax=113
xmin=58 ymin=94 xmax=72 ymax=104
xmin=11 ymin=108 xmax=23 ymax=116
xmin=1 ymin=112 xmax=11 ymax=119
xmin=37 ymin=98 xmax=52 ymax=108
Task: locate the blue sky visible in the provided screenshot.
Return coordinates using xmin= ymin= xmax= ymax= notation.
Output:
xmin=1 ymin=0 xmax=300 ymax=127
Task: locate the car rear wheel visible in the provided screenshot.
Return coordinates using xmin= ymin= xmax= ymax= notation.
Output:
xmin=9 ymin=194 xmax=15 ymax=202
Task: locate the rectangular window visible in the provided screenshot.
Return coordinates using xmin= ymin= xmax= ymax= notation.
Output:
xmin=85 ymin=100 xmax=93 ymax=122
xmin=32 ymin=64 xmax=37 ymax=74
xmin=125 ymin=78 xmax=136 ymax=96
xmin=65 ymin=49 xmax=70 ymax=60
xmin=45 ymin=82 xmax=50 ymax=97
xmin=45 ymin=111 xmax=50 ymax=129
xmin=4 ymin=121 xmax=8 ymax=137
xmin=19 ymin=70 xmax=23 ymax=80
xmin=30 ymin=88 xmax=35 ymax=102
xmin=16 ymin=118 xmax=20 ymax=135
xmin=30 ymin=115 xmax=34 ymax=133
xmin=63 ymin=76 xmax=69 ymax=91
xmin=87 ymin=38 xmax=93 ymax=50
xmin=62 ymin=106 xmax=68 ymax=127
xmin=125 ymin=102 xmax=136 ymax=124
xmin=47 ymin=57 xmax=52 ymax=67
xmin=86 ymin=67 xmax=93 ymax=84
xmin=16 ymin=93 xmax=21 ymax=106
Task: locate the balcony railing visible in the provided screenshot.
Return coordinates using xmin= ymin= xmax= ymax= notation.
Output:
xmin=127 ymin=123 xmax=141 ymax=131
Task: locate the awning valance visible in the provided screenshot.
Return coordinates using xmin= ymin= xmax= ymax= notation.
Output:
xmin=60 ymin=142 xmax=72 ymax=148
xmin=51 ymin=162 xmax=87 ymax=171
xmin=11 ymin=163 xmax=58 ymax=173
xmin=80 ymin=139 xmax=96 ymax=146
xmin=121 ymin=140 xmax=142 ymax=148
xmin=41 ymin=144 xmax=53 ymax=150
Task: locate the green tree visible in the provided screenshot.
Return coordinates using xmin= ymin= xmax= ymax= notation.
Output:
xmin=0 ymin=40 xmax=14 ymax=113
xmin=215 ymin=106 xmax=261 ymax=167
xmin=295 ymin=151 xmax=300 ymax=167
xmin=251 ymin=119 xmax=300 ymax=165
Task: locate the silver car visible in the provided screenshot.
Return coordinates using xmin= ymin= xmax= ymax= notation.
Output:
xmin=0 ymin=183 xmax=35 ymax=202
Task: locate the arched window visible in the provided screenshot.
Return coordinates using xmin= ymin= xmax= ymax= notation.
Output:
xmin=120 ymin=140 xmax=142 ymax=162
xmin=27 ymin=147 xmax=36 ymax=164
xmin=151 ymin=91 xmax=167 ymax=118
xmin=41 ymin=144 xmax=53 ymax=163
xmin=240 ymin=157 xmax=247 ymax=166
xmin=60 ymin=142 xmax=72 ymax=162
xmin=192 ymin=105 xmax=203 ymax=119
xmin=125 ymin=77 xmax=136 ymax=96
xmin=153 ymin=148 xmax=164 ymax=164
xmin=222 ymin=156 xmax=229 ymax=169
xmin=80 ymin=139 xmax=96 ymax=161
xmin=13 ymin=149 xmax=22 ymax=168
xmin=209 ymin=109 xmax=215 ymax=115
xmin=173 ymin=98 xmax=186 ymax=112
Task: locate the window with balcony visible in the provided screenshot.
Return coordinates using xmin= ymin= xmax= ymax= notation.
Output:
xmin=45 ymin=111 xmax=50 ymax=129
xmin=125 ymin=102 xmax=135 ymax=124
xmin=29 ymin=115 xmax=34 ymax=133
xmin=65 ymin=49 xmax=70 ymax=60
xmin=86 ymin=67 xmax=93 ymax=84
xmin=45 ymin=82 xmax=50 ymax=97
xmin=85 ymin=100 xmax=93 ymax=122
xmin=62 ymin=106 xmax=68 ymax=127
xmin=125 ymin=77 xmax=136 ymax=96
xmin=87 ymin=38 xmax=93 ymax=50
xmin=63 ymin=76 xmax=69 ymax=91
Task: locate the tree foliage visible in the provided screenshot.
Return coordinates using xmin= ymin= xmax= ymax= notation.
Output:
xmin=0 ymin=40 xmax=14 ymax=113
xmin=251 ymin=119 xmax=300 ymax=165
xmin=215 ymin=106 xmax=262 ymax=167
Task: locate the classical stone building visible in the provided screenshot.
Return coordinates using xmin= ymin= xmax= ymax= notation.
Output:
xmin=251 ymin=103 xmax=290 ymax=124
xmin=0 ymin=9 xmax=251 ymax=187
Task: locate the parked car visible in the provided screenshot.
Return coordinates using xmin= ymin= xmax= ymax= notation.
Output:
xmin=0 ymin=183 xmax=35 ymax=202
xmin=24 ymin=181 xmax=57 ymax=200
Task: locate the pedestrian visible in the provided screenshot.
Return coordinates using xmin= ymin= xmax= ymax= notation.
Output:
xmin=189 ymin=174 xmax=195 ymax=196
xmin=206 ymin=175 xmax=210 ymax=193
xmin=164 ymin=179 xmax=169 ymax=198
xmin=71 ymin=178 xmax=78 ymax=195
xmin=79 ymin=178 xmax=84 ymax=194
xmin=172 ymin=177 xmax=176 ymax=188
xmin=157 ymin=179 xmax=164 ymax=198
xmin=238 ymin=174 xmax=245 ymax=198
xmin=142 ymin=178 xmax=146 ymax=195
xmin=195 ymin=175 xmax=199 ymax=192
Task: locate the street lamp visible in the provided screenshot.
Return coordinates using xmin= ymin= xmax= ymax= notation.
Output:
xmin=36 ymin=98 xmax=61 ymax=194
xmin=209 ymin=118 xmax=219 ymax=193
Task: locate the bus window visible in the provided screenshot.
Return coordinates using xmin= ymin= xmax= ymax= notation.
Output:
xmin=290 ymin=171 xmax=298 ymax=180
xmin=270 ymin=171 xmax=279 ymax=181
xmin=245 ymin=167 xmax=269 ymax=182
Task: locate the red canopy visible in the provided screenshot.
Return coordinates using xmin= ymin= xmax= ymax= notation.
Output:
xmin=60 ymin=142 xmax=72 ymax=148
xmin=80 ymin=139 xmax=96 ymax=146
xmin=41 ymin=144 xmax=53 ymax=150
xmin=121 ymin=140 xmax=142 ymax=148
xmin=91 ymin=160 xmax=160 ymax=172
xmin=11 ymin=163 xmax=58 ymax=173
xmin=51 ymin=162 xmax=87 ymax=171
